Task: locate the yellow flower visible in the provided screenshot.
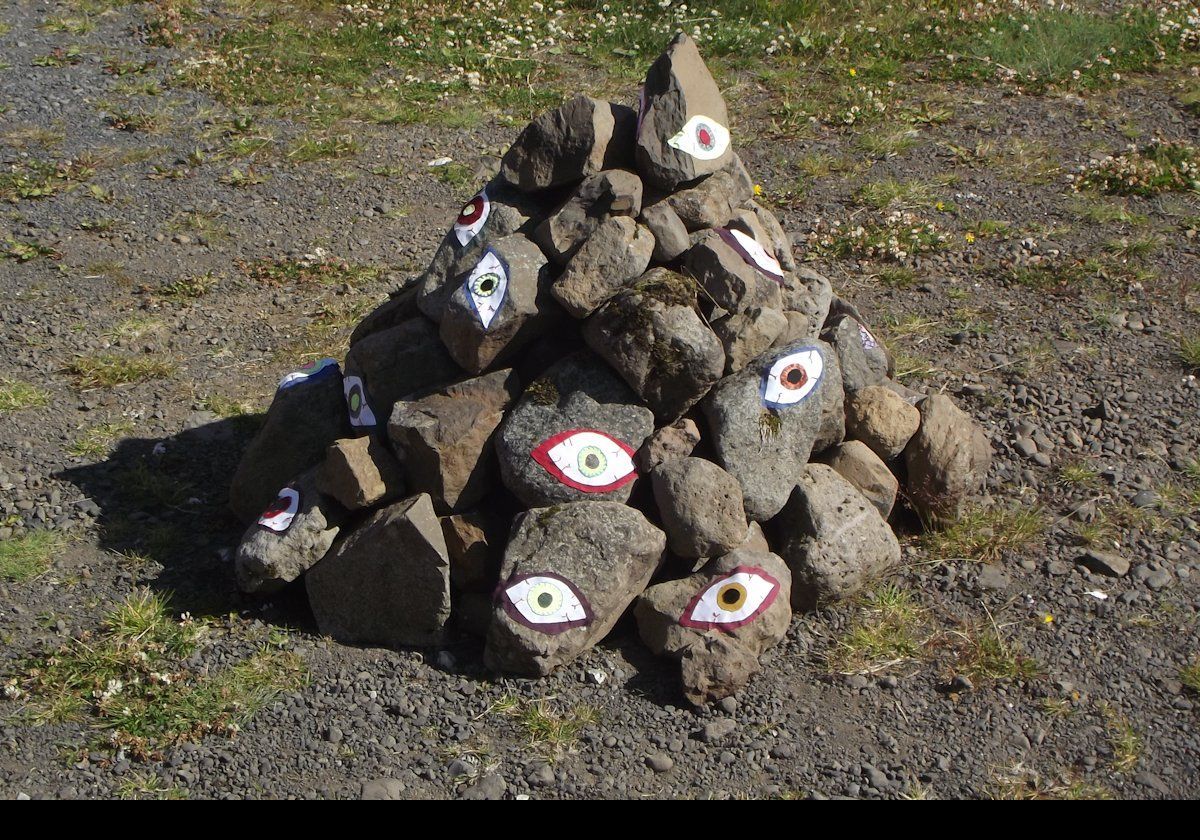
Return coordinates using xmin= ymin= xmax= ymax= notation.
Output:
xmin=935 ymin=201 xmax=945 ymax=211
xmin=1042 ymin=613 xmax=1054 ymax=624
xmin=753 ymin=184 xmax=763 ymax=196
xmin=848 ymin=67 xmax=857 ymax=77
xmin=964 ymin=232 xmax=976 ymax=244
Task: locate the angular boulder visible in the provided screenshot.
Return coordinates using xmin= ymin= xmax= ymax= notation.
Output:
xmin=636 ymin=416 xmax=701 ymax=472
xmin=685 ymin=228 xmax=782 ymax=315
xmin=501 ymin=95 xmax=636 ymax=191
xmin=639 ymin=199 xmax=691 ymax=263
xmin=845 ymin=384 xmax=921 ymax=461
xmin=551 ymin=215 xmax=655 ymax=318
xmin=317 ymin=435 xmax=405 ymax=511
xmin=819 ymin=440 xmax=899 ymax=520
xmin=904 ymin=394 xmax=992 ymax=527
xmin=535 ymin=169 xmax=643 ymax=265
xmin=822 ymin=313 xmax=891 ymax=394
xmin=665 ymin=156 xmax=752 ymax=231
xmin=442 ymin=509 xmax=506 ymax=593
xmin=712 ymin=307 xmax=788 ymax=376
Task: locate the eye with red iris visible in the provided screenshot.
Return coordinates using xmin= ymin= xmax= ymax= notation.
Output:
xmin=678 ymin=566 xmax=780 ymax=631
xmin=716 ymin=227 xmax=784 ymax=284
xmin=277 ymin=357 xmax=338 ymax=392
xmin=530 ymin=429 xmax=637 ymax=493
xmin=453 ymin=189 xmax=490 ymax=247
xmin=258 ymin=487 xmax=300 ymax=533
xmin=343 ymin=374 xmax=378 ymax=428
xmin=499 ymin=572 xmax=592 ymax=634
xmin=667 ymin=114 xmax=730 ymax=161
xmin=761 ymin=347 xmax=824 ymax=409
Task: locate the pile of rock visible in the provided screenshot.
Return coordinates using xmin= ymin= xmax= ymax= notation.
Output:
xmin=228 ymin=34 xmax=991 ymax=704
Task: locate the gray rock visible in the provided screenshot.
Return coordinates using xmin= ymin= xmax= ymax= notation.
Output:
xmin=680 ymin=633 xmax=761 ymax=706
xmin=350 ymin=286 xmax=419 ymax=347
xmin=551 ymin=215 xmax=655 ymax=318
xmin=235 ymin=469 xmax=345 ymax=594
xmin=461 ymin=773 xmax=507 ymax=800
xmin=360 ymin=778 xmax=406 ymax=800
xmin=776 ymin=464 xmax=901 ymax=610
xmin=686 ymin=228 xmax=782 ymax=314
xmin=904 ymin=395 xmax=992 ymax=528
xmin=307 ymin=494 xmax=451 ymax=648
xmin=582 ymin=268 xmax=723 ymax=420
xmin=651 ymin=457 xmax=747 ymax=559
xmin=781 ymin=266 xmax=832 ymax=325
xmin=845 ymin=385 xmax=921 ymax=460
xmin=976 ymin=565 xmax=1011 ymax=591
xmin=701 ymin=718 xmax=738 ymax=744
xmin=342 ymin=317 xmax=461 ymax=433
xmin=640 ymin=199 xmax=691 ymax=263
xmin=813 ymin=348 xmax=847 ymax=454
xmin=666 ymin=157 xmax=752 ymax=231
xmin=229 ymin=362 xmax=351 ymax=523
xmin=637 ymin=417 xmax=701 ymax=472
xmin=819 ymin=440 xmax=898 ymax=520
xmin=732 ymin=200 xmax=795 ymax=271
xmin=712 ymin=307 xmax=788 ymax=376
xmin=442 ymin=510 xmax=506 ymax=592
xmin=773 ymin=310 xmax=819 ymax=346
xmin=1077 ymin=549 xmax=1130 ymax=578
xmin=484 ymin=501 xmax=665 ymax=676
xmin=635 ymin=33 xmax=733 ymax=190
xmin=822 ymin=313 xmax=891 ymax=394
xmin=316 ymin=435 xmax=405 ymax=510
xmin=535 ymin=169 xmax=643 ymax=265
xmin=495 ymin=352 xmax=654 ymax=507
xmin=647 ymin=752 xmax=675 ymax=773
xmin=702 ymin=340 xmax=838 ymax=521
xmin=438 ymin=235 xmax=554 ymax=374
xmin=501 ymin=95 xmax=635 ymax=191
xmin=388 ymin=369 xmax=522 ymax=513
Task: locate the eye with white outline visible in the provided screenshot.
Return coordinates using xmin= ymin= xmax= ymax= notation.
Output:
xmin=453 ymin=189 xmax=490 ymax=247
xmin=530 ymin=429 xmax=637 ymax=493
xmin=858 ymin=321 xmax=880 ymax=351
xmin=500 ymin=572 xmax=592 ymax=634
xmin=277 ymin=357 xmax=338 ymax=392
xmin=761 ymin=347 xmax=824 ymax=409
xmin=461 ymin=248 xmax=509 ymax=330
xmin=258 ymin=487 xmax=300 ymax=533
xmin=666 ymin=114 xmax=730 ymax=161
xmin=679 ymin=566 xmax=781 ymax=631
xmin=343 ymin=374 xmax=378 ymax=428
xmin=717 ymin=227 xmax=784 ymax=284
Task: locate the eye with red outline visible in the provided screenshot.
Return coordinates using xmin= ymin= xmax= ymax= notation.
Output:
xmin=258 ymin=487 xmax=300 ymax=533
xmin=716 ymin=227 xmax=784 ymax=285
xmin=530 ymin=429 xmax=637 ymax=493
xmin=461 ymin=248 xmax=509 ymax=330
xmin=277 ymin=357 xmax=339 ymax=392
xmin=761 ymin=347 xmax=824 ymax=409
xmin=343 ymin=374 xmax=378 ymax=428
xmin=667 ymin=114 xmax=730 ymax=161
xmin=679 ymin=566 xmax=780 ymax=631
xmin=858 ymin=321 xmax=880 ymax=351
xmin=500 ymin=572 xmax=592 ymax=634
xmin=453 ymin=189 xmax=490 ymax=247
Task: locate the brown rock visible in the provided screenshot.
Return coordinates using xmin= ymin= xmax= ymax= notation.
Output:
xmin=317 ymin=436 xmax=405 ymax=510
xmin=846 ymin=385 xmax=921 ymax=460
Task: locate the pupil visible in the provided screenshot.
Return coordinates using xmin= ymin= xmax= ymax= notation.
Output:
xmin=584 ymin=453 xmax=600 ymax=470
xmin=698 ymin=127 xmax=712 ymax=145
xmin=537 ymin=592 xmax=554 ymax=609
xmin=785 ymin=368 xmax=805 ymax=385
xmin=721 ymin=589 xmax=740 ymax=605
xmin=479 ymin=278 xmax=494 ymax=292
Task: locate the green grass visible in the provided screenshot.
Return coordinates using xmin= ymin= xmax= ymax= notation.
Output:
xmin=1 ymin=157 xmax=95 ymax=202
xmin=107 ymin=107 xmax=167 ymax=133
xmin=1098 ymin=703 xmax=1142 ymax=774
xmin=237 ymin=254 xmax=381 ymax=288
xmin=0 ymin=379 xmax=49 ymax=412
xmin=856 ymin=176 xmax=953 ymax=211
xmin=9 ymin=589 xmax=306 ymax=758
xmin=116 ymin=773 xmax=187 ymax=800
xmin=1182 ymin=661 xmax=1200 ymax=695
xmin=828 ymin=584 xmax=928 ymax=675
xmin=1180 ymin=334 xmax=1200 ymax=371
xmin=158 ymin=272 xmax=220 ymax=300
xmin=1076 ymin=141 xmax=1200 ymax=196
xmin=1104 ymin=234 xmax=1164 ymax=260
xmin=69 ymin=421 xmax=135 ymax=458
xmin=64 ymin=354 xmax=177 ymax=388
xmin=286 ymin=133 xmax=360 ymax=163
xmin=921 ymin=505 xmax=1046 ymax=563
xmin=0 ymin=532 xmax=66 ymax=582
xmin=945 ymin=623 xmax=1040 ymax=684
xmin=991 ymin=766 xmax=1114 ymax=801
xmin=1068 ymin=197 xmax=1149 ymax=226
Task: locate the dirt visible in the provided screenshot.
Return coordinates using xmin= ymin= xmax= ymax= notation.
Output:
xmin=1 ymin=1 xmax=1197 ymax=799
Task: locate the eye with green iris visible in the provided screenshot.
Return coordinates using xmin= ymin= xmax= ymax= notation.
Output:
xmin=472 ymin=272 xmax=500 ymax=298
xmin=576 ymin=445 xmax=607 ymax=478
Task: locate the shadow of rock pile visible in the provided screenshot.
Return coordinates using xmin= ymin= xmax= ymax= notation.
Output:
xmin=228 ymin=34 xmax=991 ymax=705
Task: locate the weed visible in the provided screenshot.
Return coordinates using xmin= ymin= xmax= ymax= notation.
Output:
xmin=69 ymin=421 xmax=135 ymax=458
xmin=157 ymin=272 xmax=220 ymax=300
xmin=108 ymin=108 xmax=166 ymax=133
xmin=238 ymin=251 xmax=380 ymax=288
xmin=286 ymin=133 xmax=360 ymax=163
xmin=64 ymin=354 xmax=177 ymax=389
xmin=0 ymin=379 xmax=49 ymax=412
xmin=1181 ymin=661 xmax=1200 ymax=694
xmin=433 ymin=162 xmax=474 ymax=189
xmin=32 ymin=46 xmax=84 ymax=67
xmin=990 ymin=764 xmax=1113 ymax=800
xmin=1097 ymin=703 xmax=1142 ymax=774
xmin=921 ymin=505 xmax=1046 ymax=562
xmin=828 ymin=584 xmax=929 ymax=675
xmin=1179 ymin=334 xmax=1200 ymax=371
xmin=856 ymin=176 xmax=953 ymax=210
xmin=116 ymin=773 xmax=187 ymax=800
xmin=0 ymin=532 xmax=66 ymax=582
xmin=807 ymin=211 xmax=947 ymax=262
xmin=944 ymin=621 xmax=1040 ymax=684
xmin=1075 ymin=141 xmax=1200 ymax=196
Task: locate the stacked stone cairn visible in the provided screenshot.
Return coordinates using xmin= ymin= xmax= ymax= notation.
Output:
xmin=229 ymin=34 xmax=991 ymax=705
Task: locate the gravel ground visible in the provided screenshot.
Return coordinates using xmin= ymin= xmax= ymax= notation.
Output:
xmin=1 ymin=1 xmax=1197 ymax=799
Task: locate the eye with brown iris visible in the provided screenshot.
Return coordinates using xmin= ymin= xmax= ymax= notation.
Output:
xmin=718 ymin=582 xmax=747 ymax=611
xmin=780 ymin=364 xmax=808 ymax=390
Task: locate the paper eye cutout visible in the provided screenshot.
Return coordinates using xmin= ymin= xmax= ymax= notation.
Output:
xmin=343 ymin=374 xmax=378 ymax=428
xmin=761 ymin=347 xmax=824 ymax=409
xmin=530 ymin=429 xmax=637 ymax=493
xmin=277 ymin=357 xmax=338 ymax=392
xmin=717 ymin=227 xmax=784 ymax=284
xmin=679 ymin=566 xmax=781 ymax=631
xmin=858 ymin=321 xmax=880 ymax=351
xmin=500 ymin=572 xmax=593 ymax=634
xmin=636 ymin=86 xmax=648 ymax=138
xmin=461 ymin=248 xmax=509 ymax=330
xmin=258 ymin=487 xmax=300 ymax=533
xmin=453 ymin=189 xmax=490 ymax=247
xmin=667 ymin=114 xmax=730 ymax=161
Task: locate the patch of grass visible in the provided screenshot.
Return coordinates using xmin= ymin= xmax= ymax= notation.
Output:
xmin=432 ymin=162 xmax=474 ymax=189
xmin=286 ymin=133 xmax=360 ymax=163
xmin=856 ymin=176 xmax=953 ymax=210
xmin=64 ymin=354 xmax=176 ymax=389
xmin=107 ymin=107 xmax=167 ymax=133
xmin=218 ymin=166 xmax=267 ymax=188
xmin=103 ymin=57 xmax=157 ymax=77
xmin=484 ymin=695 xmax=599 ymax=760
xmin=9 ymin=589 xmax=306 ymax=759
xmin=69 ymin=421 xmax=135 ymax=458
xmin=1 ymin=157 xmax=95 ymax=202
xmin=200 ymin=394 xmax=256 ymax=418
xmin=1056 ymin=461 xmax=1100 ymax=488
xmin=238 ymin=252 xmax=380 ymax=288
xmin=43 ymin=14 xmax=96 ymax=35
xmin=1075 ymin=141 xmax=1200 ymax=196
xmin=944 ymin=622 xmax=1040 ymax=684
xmin=0 ymin=379 xmax=49 ymax=412
xmin=116 ymin=773 xmax=187 ymax=800
xmin=828 ymin=584 xmax=929 ymax=675
xmin=1181 ymin=661 xmax=1200 ymax=695
xmin=0 ymin=532 xmax=66 ymax=582
xmin=807 ymin=211 xmax=947 ymax=262
xmin=990 ymin=765 xmax=1113 ymax=800
xmin=856 ymin=125 xmax=920 ymax=158
xmin=106 ymin=316 xmax=163 ymax=343
xmin=1104 ymin=234 xmax=1164 ymax=261
xmin=78 ymin=216 xmax=121 ymax=233
xmin=32 ymin=45 xmax=84 ymax=67
xmin=1179 ymin=334 xmax=1200 ymax=371
xmin=921 ymin=505 xmax=1046 ymax=562
xmin=968 ymin=219 xmax=1014 ymax=239
xmin=873 ymin=266 xmax=918 ymax=289
xmin=1068 ymin=197 xmax=1149 ymax=226
xmin=84 ymin=259 xmax=133 ymax=285
xmin=1098 ymin=703 xmax=1142 ymax=774
xmin=157 ymin=271 xmax=220 ymax=300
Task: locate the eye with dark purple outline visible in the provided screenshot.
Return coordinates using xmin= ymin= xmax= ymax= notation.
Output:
xmin=858 ymin=321 xmax=880 ymax=351
xmin=277 ymin=357 xmax=339 ymax=392
xmin=500 ymin=572 xmax=592 ymax=634
xmin=716 ymin=227 xmax=784 ymax=285
xmin=530 ymin=429 xmax=637 ymax=493
xmin=761 ymin=347 xmax=824 ymax=409
xmin=258 ymin=487 xmax=300 ymax=533
xmin=461 ymin=248 xmax=509 ymax=330
xmin=678 ymin=566 xmax=780 ymax=631
xmin=667 ymin=114 xmax=730 ymax=161
xmin=343 ymin=374 xmax=378 ymax=428
xmin=453 ymin=189 xmax=490 ymax=247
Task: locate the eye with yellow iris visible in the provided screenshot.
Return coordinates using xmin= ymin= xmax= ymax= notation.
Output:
xmin=343 ymin=374 xmax=378 ymax=428
xmin=500 ymin=572 xmax=592 ymax=634
xmin=679 ymin=567 xmax=781 ymax=631
xmin=462 ymin=249 xmax=509 ymax=330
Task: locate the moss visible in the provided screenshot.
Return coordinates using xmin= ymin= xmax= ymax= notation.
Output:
xmin=524 ymin=377 xmax=560 ymax=407
xmin=759 ymin=409 xmax=782 ymax=441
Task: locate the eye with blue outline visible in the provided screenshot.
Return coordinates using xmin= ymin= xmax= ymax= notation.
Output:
xmin=667 ymin=114 xmax=730 ymax=161
xmin=678 ymin=566 xmax=780 ymax=631
xmin=717 ymin=227 xmax=784 ymax=284
xmin=258 ymin=487 xmax=300 ymax=533
xmin=453 ymin=189 xmax=490 ymax=247
xmin=343 ymin=374 xmax=378 ymax=428
xmin=462 ymin=249 xmax=509 ymax=330
xmin=500 ymin=572 xmax=592 ymax=634
xmin=277 ymin=357 xmax=338 ymax=392
xmin=761 ymin=347 xmax=824 ymax=409
xmin=530 ymin=429 xmax=637 ymax=493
